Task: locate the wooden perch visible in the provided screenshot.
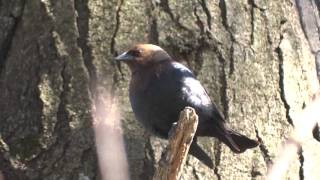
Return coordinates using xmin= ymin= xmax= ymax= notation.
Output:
xmin=153 ymin=107 xmax=199 ymax=180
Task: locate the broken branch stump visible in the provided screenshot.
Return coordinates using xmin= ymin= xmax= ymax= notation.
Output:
xmin=153 ymin=107 xmax=199 ymax=180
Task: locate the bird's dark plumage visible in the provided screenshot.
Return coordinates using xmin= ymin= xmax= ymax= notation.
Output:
xmin=116 ymin=44 xmax=259 ymax=168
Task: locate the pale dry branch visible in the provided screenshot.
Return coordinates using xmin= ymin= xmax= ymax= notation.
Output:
xmin=92 ymin=93 xmax=129 ymax=180
xmin=267 ymin=94 xmax=320 ymax=179
xmin=0 ymin=171 xmax=4 ymax=180
xmin=153 ymin=107 xmax=199 ymax=180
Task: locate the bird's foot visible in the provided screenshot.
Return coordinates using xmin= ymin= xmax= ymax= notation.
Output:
xmin=168 ymin=122 xmax=178 ymax=138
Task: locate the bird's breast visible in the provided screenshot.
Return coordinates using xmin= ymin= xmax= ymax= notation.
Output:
xmin=128 ymin=67 xmax=184 ymax=138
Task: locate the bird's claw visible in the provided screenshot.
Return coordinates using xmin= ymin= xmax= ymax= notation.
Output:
xmin=168 ymin=122 xmax=178 ymax=138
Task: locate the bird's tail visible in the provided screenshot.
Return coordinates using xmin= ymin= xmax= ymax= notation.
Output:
xmin=189 ymin=139 xmax=214 ymax=168
xmin=219 ymin=129 xmax=259 ymax=153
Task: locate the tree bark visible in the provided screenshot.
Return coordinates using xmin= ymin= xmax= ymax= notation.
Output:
xmin=0 ymin=0 xmax=319 ymax=179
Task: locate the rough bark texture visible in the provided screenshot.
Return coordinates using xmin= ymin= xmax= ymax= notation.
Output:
xmin=0 ymin=0 xmax=319 ymax=179
xmin=295 ymin=0 xmax=320 ymax=80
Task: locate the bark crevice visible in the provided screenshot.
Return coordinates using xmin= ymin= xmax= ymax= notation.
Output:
xmin=74 ymin=0 xmax=97 ymax=95
xmin=110 ymin=0 xmax=124 ymax=58
xmin=276 ymin=45 xmax=294 ymax=125
xmin=248 ymin=0 xmax=255 ymax=45
xmin=0 ymin=0 xmax=25 ymax=75
xmin=299 ymin=148 xmax=304 ymax=180
xmin=213 ymin=143 xmax=222 ymax=180
xmin=145 ymin=0 xmax=159 ymax=44
xmin=218 ymin=54 xmax=229 ymax=120
xmin=141 ymin=137 xmax=156 ymax=180
xmin=192 ymin=6 xmax=208 ymax=75
xmin=312 ymin=123 xmax=320 ymax=141
xmin=199 ymin=0 xmax=212 ymax=30
xmin=159 ymin=0 xmax=193 ymax=34
xmin=255 ymin=128 xmax=273 ymax=166
xmin=218 ymin=0 xmax=228 ymax=32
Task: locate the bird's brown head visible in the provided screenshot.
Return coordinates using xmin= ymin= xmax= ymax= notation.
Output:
xmin=115 ymin=44 xmax=171 ymax=72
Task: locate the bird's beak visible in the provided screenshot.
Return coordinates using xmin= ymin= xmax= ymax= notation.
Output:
xmin=115 ymin=52 xmax=135 ymax=61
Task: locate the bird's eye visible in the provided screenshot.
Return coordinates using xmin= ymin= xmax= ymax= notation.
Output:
xmin=128 ymin=49 xmax=142 ymax=57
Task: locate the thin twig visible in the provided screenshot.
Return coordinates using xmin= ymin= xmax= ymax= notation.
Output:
xmin=267 ymin=93 xmax=320 ymax=179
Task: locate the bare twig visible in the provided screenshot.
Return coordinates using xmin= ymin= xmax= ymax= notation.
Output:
xmin=153 ymin=107 xmax=199 ymax=180
xmin=267 ymin=93 xmax=320 ymax=179
xmin=93 ymin=93 xmax=129 ymax=180
xmin=0 ymin=171 xmax=4 ymax=180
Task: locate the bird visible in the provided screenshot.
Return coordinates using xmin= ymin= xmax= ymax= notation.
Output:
xmin=115 ymin=44 xmax=259 ymax=168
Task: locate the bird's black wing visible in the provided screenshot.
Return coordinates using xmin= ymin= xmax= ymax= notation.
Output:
xmin=138 ymin=61 xmax=225 ymax=138
xmin=169 ymin=62 xmax=225 ymax=121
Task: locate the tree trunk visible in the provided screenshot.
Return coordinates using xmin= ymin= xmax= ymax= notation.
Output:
xmin=0 ymin=0 xmax=319 ymax=179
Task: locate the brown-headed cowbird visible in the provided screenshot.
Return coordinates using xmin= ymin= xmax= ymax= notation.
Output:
xmin=116 ymin=44 xmax=259 ymax=168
